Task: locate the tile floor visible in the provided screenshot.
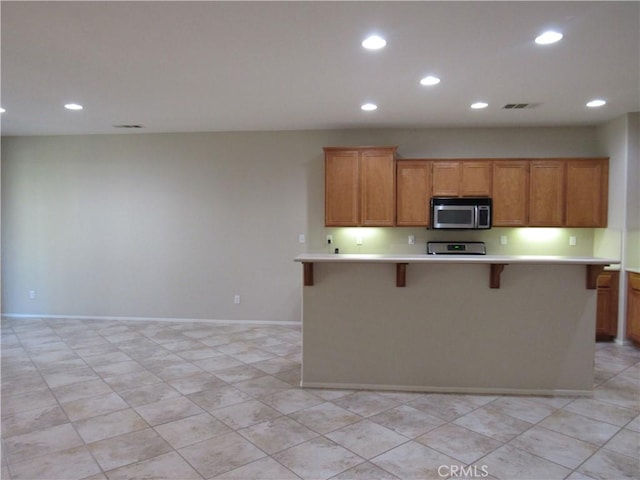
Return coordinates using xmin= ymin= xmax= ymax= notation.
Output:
xmin=1 ymin=317 xmax=638 ymax=480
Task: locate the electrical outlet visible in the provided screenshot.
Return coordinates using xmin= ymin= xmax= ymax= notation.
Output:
xmin=500 ymin=235 xmax=508 ymax=246
xmin=356 ymin=235 xmax=363 ymax=245
xmin=569 ymin=236 xmax=577 ymax=246
xmin=298 ymin=234 xmax=305 ymax=244
xmin=29 ymin=290 xmax=36 ymax=300
xmin=408 ymin=235 xmax=416 ymax=245
xmin=233 ymin=294 xmax=241 ymax=304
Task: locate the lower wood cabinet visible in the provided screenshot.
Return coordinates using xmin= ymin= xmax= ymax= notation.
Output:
xmin=627 ymin=272 xmax=640 ymax=345
xmin=596 ymin=271 xmax=618 ymax=340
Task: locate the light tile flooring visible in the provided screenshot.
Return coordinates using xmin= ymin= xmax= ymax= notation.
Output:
xmin=1 ymin=317 xmax=639 ymax=480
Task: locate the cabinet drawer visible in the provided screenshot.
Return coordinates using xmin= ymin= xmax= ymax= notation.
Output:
xmin=597 ymin=274 xmax=612 ymax=288
xmin=629 ymin=273 xmax=640 ymax=291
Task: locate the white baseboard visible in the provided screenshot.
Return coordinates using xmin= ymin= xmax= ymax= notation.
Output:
xmin=1 ymin=313 xmax=300 ymax=327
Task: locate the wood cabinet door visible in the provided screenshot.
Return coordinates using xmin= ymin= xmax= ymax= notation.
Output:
xmin=566 ymin=159 xmax=608 ymax=227
xmin=396 ymin=160 xmax=431 ymax=226
xmin=596 ymin=271 xmax=618 ymax=339
xmin=360 ymin=149 xmax=396 ymax=226
xmin=529 ymin=160 xmax=565 ymax=226
xmin=432 ymin=161 xmax=460 ymax=196
xmin=432 ymin=161 xmax=492 ymax=197
xmin=492 ymin=161 xmax=529 ymax=226
xmin=461 ymin=161 xmax=492 ymax=197
xmin=627 ymin=273 xmax=640 ymax=344
xmin=324 ymin=149 xmax=359 ymax=226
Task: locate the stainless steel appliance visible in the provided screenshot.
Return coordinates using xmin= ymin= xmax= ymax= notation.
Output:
xmin=431 ymin=197 xmax=492 ymax=230
xmin=427 ymin=241 xmax=486 ymax=255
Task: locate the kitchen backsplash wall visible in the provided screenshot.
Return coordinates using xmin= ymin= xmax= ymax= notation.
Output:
xmin=322 ymin=227 xmax=597 ymax=257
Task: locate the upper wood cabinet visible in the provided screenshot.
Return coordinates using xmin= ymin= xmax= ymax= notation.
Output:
xmin=360 ymin=149 xmax=397 ymax=226
xmin=432 ymin=161 xmax=492 ymax=197
xmin=431 ymin=161 xmax=460 ymax=196
xmin=529 ymin=160 xmax=565 ymax=226
xmin=528 ymin=158 xmax=609 ymax=227
xmin=324 ymin=149 xmax=360 ymax=226
xmin=325 ymin=151 xmax=608 ymax=228
xmin=396 ymin=160 xmax=431 ymax=226
xmin=324 ymin=147 xmax=396 ymax=227
xmin=492 ymin=161 xmax=529 ymax=226
xmin=461 ymin=161 xmax=493 ymax=197
xmin=566 ymin=159 xmax=608 ymax=227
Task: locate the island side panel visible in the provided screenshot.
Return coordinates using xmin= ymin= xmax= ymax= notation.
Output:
xmin=301 ymin=262 xmax=596 ymax=395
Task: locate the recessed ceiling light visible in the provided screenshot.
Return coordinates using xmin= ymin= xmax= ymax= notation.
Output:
xmin=535 ymin=31 xmax=563 ymax=45
xmin=64 ymin=103 xmax=83 ymax=111
xmin=362 ymin=35 xmax=386 ymax=50
xmin=586 ymin=99 xmax=606 ymax=108
xmin=361 ymin=103 xmax=378 ymax=111
xmin=470 ymin=102 xmax=488 ymax=109
xmin=420 ymin=75 xmax=441 ymax=86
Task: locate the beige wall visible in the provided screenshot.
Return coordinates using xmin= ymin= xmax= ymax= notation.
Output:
xmin=595 ymin=114 xmax=629 ymax=261
xmin=1 ymin=126 xmax=606 ymax=322
xmin=625 ymin=113 xmax=640 ymax=269
xmin=595 ymin=112 xmax=640 ymax=267
xmin=595 ymin=112 xmax=640 ymax=342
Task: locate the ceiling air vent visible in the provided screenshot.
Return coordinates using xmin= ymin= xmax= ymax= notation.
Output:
xmin=502 ymin=103 xmax=541 ymax=110
xmin=113 ymin=124 xmax=145 ymax=129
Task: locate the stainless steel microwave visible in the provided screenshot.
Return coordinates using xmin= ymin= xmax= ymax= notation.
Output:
xmin=431 ymin=197 xmax=492 ymax=230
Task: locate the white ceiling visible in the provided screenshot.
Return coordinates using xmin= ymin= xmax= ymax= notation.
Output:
xmin=1 ymin=1 xmax=639 ymax=136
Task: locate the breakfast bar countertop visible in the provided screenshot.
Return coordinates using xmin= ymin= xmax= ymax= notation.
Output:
xmin=294 ymin=253 xmax=620 ymax=265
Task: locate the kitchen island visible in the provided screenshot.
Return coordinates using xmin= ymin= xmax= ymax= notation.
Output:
xmin=295 ymin=254 xmax=619 ymax=396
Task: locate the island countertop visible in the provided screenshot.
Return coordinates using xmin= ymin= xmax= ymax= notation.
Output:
xmin=295 ymin=253 xmax=619 ymax=265
xmin=295 ymin=253 xmax=620 ymax=289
